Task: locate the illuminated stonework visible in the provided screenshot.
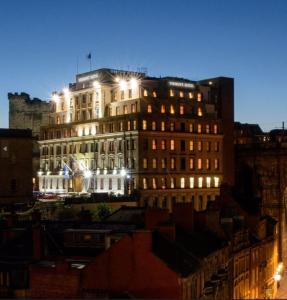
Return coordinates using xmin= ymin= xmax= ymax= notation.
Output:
xmin=38 ymin=68 xmax=234 ymax=211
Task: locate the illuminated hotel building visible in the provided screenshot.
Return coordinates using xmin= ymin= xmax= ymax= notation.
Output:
xmin=38 ymin=68 xmax=234 ymax=211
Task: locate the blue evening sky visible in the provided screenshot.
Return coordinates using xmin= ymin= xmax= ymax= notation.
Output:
xmin=0 ymin=0 xmax=287 ymax=131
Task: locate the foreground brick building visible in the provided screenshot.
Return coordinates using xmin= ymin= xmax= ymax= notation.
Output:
xmin=0 ymin=129 xmax=33 ymax=206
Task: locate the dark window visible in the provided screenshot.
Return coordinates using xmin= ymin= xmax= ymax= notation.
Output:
xmin=180 ymin=122 xmax=185 ymax=132
xmin=10 ymin=179 xmax=17 ymax=193
xmin=180 ymin=140 xmax=185 ymax=151
xmin=143 ymin=139 xmax=148 ymax=151
xmin=180 ymin=158 xmax=186 ymax=170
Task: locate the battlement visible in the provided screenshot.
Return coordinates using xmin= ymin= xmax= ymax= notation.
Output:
xmin=8 ymin=92 xmax=50 ymax=104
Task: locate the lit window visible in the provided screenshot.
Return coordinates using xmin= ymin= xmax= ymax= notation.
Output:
xmin=170 ymin=140 xmax=175 ymax=150
xmin=171 ymin=158 xmax=175 ymax=170
xmin=179 ymin=105 xmax=185 ymax=115
xmin=142 ymin=120 xmax=147 ymax=130
xmin=170 ymin=105 xmax=175 ymax=114
xmin=143 ymin=158 xmax=148 ymax=169
xmin=206 ymin=159 xmax=210 ymax=170
xmin=152 ymin=121 xmax=156 ymax=131
xmin=206 ymin=141 xmax=211 ymax=152
xmin=152 ymin=91 xmax=157 ymax=98
xmin=161 ymin=158 xmax=166 ymax=168
xmin=161 ymin=140 xmax=166 ymax=150
xmin=214 ymin=124 xmax=218 ymax=134
xmin=179 ymin=91 xmax=184 ymax=98
xmin=144 ymin=89 xmax=148 ymax=97
xmin=170 ymin=177 xmax=175 ymax=189
xmin=190 ymin=177 xmax=194 ymax=188
xmin=197 ymin=93 xmax=202 ymax=102
xmin=198 ymin=158 xmax=202 ymax=170
xmin=198 ymin=177 xmax=203 ymax=188
xmin=147 ymin=104 xmax=152 ymax=113
xmin=206 ymin=124 xmax=210 ymax=133
xmin=214 ymin=158 xmax=219 ymax=170
xmin=214 ymin=177 xmax=220 ymax=188
xmin=161 ymin=178 xmax=166 ymax=189
xmin=152 ymin=139 xmax=157 ymax=150
xmin=197 ymin=107 xmax=203 ymax=117
xmin=189 ymin=123 xmax=194 ymax=132
xmin=161 ymin=121 xmax=165 ymax=131
xmin=152 ymin=178 xmax=157 ymax=189
xmin=180 ymin=177 xmax=185 ymax=189
xmin=170 ymin=122 xmax=175 ymax=131
xmin=143 ymin=178 xmax=148 ymax=189
xmin=206 ymin=177 xmax=211 ymax=188
xmin=189 ymin=158 xmax=194 ymax=170
xmin=197 ymin=124 xmax=202 ymax=133
xmin=123 ymin=105 xmax=128 ymax=114
xmin=127 ymin=121 xmax=131 ymax=130
xmin=161 ymin=105 xmax=166 ymax=113
xmin=152 ymin=158 xmax=157 ymax=169
xmin=189 ymin=140 xmax=194 ymax=151
xmin=131 ymin=103 xmax=136 ymax=113
xmin=188 ymin=92 xmax=193 ymax=99
xmin=198 ymin=141 xmax=202 ymax=151
xmin=170 ymin=89 xmax=174 ymax=97
xmin=133 ymin=120 xmax=137 ymax=130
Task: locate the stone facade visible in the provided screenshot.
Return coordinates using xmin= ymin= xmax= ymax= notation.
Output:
xmin=8 ymin=93 xmax=51 ymax=190
xmin=38 ymin=68 xmax=234 ymax=211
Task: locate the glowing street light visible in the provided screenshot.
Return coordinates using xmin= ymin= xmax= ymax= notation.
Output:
xmin=130 ymin=78 xmax=138 ymax=88
xmin=93 ymin=81 xmax=101 ymax=89
xmin=274 ymin=273 xmax=281 ymax=281
xmin=52 ymin=93 xmax=60 ymax=102
xmin=120 ymin=168 xmax=127 ymax=177
xmin=83 ymin=170 xmax=92 ymax=178
xmin=63 ymin=87 xmax=70 ymax=97
xmin=119 ymin=80 xmax=127 ymax=90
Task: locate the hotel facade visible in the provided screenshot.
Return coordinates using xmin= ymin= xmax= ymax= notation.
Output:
xmin=38 ymin=68 xmax=234 ymax=211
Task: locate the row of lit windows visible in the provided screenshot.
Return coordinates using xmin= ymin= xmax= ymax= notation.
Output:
xmin=142 ymin=176 xmax=220 ymax=189
xmin=45 ymin=119 xmax=219 ymax=140
xmin=142 ymin=120 xmax=218 ymax=134
xmin=145 ymin=139 xmax=219 ymax=153
xmin=41 ymin=139 xmax=136 ymax=156
xmin=142 ymin=157 xmax=219 ymax=170
xmin=143 ymin=89 xmax=203 ymax=101
xmin=146 ymin=103 xmax=203 ymax=116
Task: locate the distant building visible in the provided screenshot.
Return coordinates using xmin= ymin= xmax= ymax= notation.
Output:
xmin=0 ymin=129 xmax=33 ymax=206
xmin=234 ymin=123 xmax=287 ymax=267
xmin=8 ymin=93 xmax=51 ymax=190
xmin=38 ymin=68 xmax=234 ymax=211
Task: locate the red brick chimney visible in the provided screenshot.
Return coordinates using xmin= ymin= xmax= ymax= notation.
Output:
xmin=144 ymin=208 xmax=170 ymax=230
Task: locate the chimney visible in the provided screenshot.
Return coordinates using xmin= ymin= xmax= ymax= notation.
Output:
xmin=144 ymin=208 xmax=170 ymax=229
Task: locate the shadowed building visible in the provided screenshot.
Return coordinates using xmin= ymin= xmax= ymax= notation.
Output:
xmin=0 ymin=129 xmax=33 ymax=206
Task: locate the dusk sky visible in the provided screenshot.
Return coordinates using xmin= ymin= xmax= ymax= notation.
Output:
xmin=0 ymin=0 xmax=287 ymax=130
